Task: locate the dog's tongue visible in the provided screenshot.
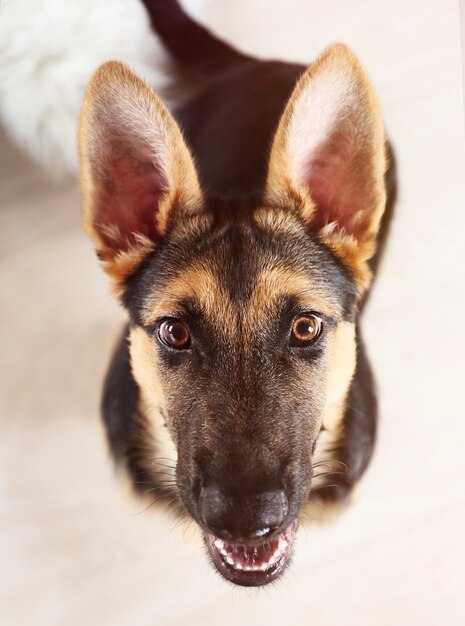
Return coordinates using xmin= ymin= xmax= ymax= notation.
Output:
xmin=208 ymin=522 xmax=296 ymax=573
xmin=212 ymin=536 xmax=286 ymax=571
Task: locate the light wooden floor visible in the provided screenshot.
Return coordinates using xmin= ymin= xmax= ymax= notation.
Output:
xmin=1 ymin=1 xmax=464 ymax=624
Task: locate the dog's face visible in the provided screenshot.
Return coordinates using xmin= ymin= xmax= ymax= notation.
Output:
xmin=79 ymin=44 xmax=386 ymax=586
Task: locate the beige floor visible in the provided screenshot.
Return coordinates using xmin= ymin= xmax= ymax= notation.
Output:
xmin=1 ymin=1 xmax=465 ymax=625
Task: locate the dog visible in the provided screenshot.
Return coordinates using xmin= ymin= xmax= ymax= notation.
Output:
xmin=78 ymin=0 xmax=395 ymax=587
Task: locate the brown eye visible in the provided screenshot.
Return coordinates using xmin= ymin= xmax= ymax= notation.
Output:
xmin=291 ymin=315 xmax=323 ymax=346
xmin=158 ymin=319 xmax=191 ymax=349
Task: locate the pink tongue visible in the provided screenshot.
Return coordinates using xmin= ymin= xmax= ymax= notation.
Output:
xmin=231 ymin=540 xmax=278 ymax=564
xmin=215 ymin=537 xmax=282 ymax=570
xmin=211 ymin=522 xmax=296 ymax=571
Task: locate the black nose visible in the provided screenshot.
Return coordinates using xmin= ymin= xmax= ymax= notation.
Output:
xmin=199 ymin=485 xmax=288 ymax=542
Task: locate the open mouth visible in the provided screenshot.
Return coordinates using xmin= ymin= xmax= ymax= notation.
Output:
xmin=206 ymin=521 xmax=297 ymax=586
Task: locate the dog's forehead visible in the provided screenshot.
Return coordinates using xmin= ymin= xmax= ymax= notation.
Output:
xmin=139 ymin=213 xmax=355 ymax=326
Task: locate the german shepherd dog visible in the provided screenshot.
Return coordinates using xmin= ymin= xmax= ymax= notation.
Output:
xmin=79 ymin=0 xmax=395 ymax=586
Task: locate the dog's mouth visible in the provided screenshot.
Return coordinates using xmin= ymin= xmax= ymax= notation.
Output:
xmin=205 ymin=521 xmax=297 ymax=586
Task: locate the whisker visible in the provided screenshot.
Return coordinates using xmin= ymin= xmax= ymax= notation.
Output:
xmin=346 ymin=404 xmax=374 ymax=419
xmin=312 ymin=459 xmax=348 ymax=472
xmin=313 ymin=470 xmax=346 ymax=480
xmin=151 ymin=459 xmax=177 ymax=466
xmin=163 ymin=496 xmax=183 ymax=511
xmin=299 ymin=507 xmax=329 ymax=525
xmin=133 ymin=498 xmax=161 ymax=516
xmin=143 ymin=484 xmax=178 ymax=494
xmin=312 ymin=463 xmax=331 ymax=469
xmin=306 ymin=500 xmax=332 ymax=519
xmin=311 ymin=483 xmax=339 ymax=491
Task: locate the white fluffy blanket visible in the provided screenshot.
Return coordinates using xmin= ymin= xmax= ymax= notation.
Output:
xmin=0 ymin=0 xmax=174 ymax=175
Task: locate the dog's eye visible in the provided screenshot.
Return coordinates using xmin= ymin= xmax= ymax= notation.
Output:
xmin=290 ymin=314 xmax=323 ymax=346
xmin=158 ymin=319 xmax=191 ymax=349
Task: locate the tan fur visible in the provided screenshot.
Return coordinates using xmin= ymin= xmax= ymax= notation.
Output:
xmin=79 ymin=61 xmax=203 ymax=295
xmin=141 ymin=264 xmax=237 ymax=336
xmin=130 ymin=326 xmax=174 ymax=442
xmin=140 ymin=253 xmax=346 ymax=347
xmin=321 ymin=321 xmax=357 ymax=430
xmin=265 ymin=43 xmax=387 ymax=293
xmin=102 ymin=238 xmax=156 ymax=299
xmin=123 ymin=326 xmax=186 ymax=513
xmin=304 ymin=322 xmax=357 ymax=521
xmin=247 ymin=264 xmax=344 ymax=325
xmin=253 ymin=205 xmax=312 ymax=238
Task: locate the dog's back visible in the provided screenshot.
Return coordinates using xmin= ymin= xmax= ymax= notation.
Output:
xmin=144 ymin=0 xmax=305 ymax=194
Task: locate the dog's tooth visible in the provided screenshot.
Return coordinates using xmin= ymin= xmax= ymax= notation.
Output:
xmin=235 ymin=563 xmax=243 ymax=570
xmin=260 ymin=562 xmax=270 ymax=571
xmin=268 ymin=556 xmax=276 ymax=565
xmin=244 ymin=565 xmax=252 ymax=571
xmin=214 ymin=538 xmax=224 ymax=550
xmin=220 ymin=548 xmax=228 ymax=556
xmin=226 ymin=556 xmax=234 ymax=565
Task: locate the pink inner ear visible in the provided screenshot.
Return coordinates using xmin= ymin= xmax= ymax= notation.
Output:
xmin=94 ymin=142 xmax=167 ymax=253
xmin=302 ymin=139 xmax=368 ymax=238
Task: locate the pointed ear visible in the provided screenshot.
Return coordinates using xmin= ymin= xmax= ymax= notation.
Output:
xmin=79 ymin=61 xmax=202 ymax=296
xmin=265 ymin=44 xmax=387 ymax=291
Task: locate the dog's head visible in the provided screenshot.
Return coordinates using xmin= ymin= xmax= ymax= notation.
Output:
xmin=79 ymin=44 xmax=386 ymax=586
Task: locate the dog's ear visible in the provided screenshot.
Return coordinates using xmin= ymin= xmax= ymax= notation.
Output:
xmin=266 ymin=44 xmax=386 ymax=291
xmin=79 ymin=61 xmax=202 ymax=296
